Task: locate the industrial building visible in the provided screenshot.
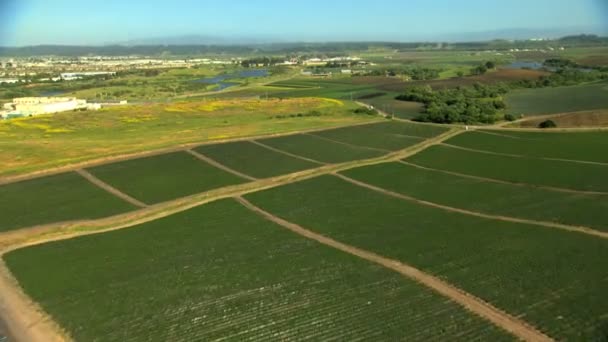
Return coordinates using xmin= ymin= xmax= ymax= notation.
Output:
xmin=1 ymin=97 xmax=101 ymax=119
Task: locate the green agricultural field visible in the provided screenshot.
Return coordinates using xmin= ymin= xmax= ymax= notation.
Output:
xmin=258 ymin=134 xmax=384 ymax=164
xmin=245 ymin=176 xmax=608 ymax=341
xmin=0 ymin=172 xmax=135 ymax=232
xmin=445 ymin=130 xmax=608 ymax=163
xmin=506 ymin=81 xmax=608 ymax=116
xmin=87 ymin=152 xmax=246 ymax=204
xmin=310 ymin=121 xmax=447 ymax=152
xmin=343 ymin=162 xmax=608 ymax=231
xmin=4 ymin=199 xmax=511 ymax=341
xmin=194 ymin=141 xmax=318 ymax=178
xmin=407 ymin=145 xmax=608 ymax=192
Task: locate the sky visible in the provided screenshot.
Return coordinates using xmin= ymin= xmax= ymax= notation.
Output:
xmin=0 ymin=0 xmax=607 ymax=46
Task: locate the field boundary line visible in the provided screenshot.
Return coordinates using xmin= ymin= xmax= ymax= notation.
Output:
xmin=185 ymin=150 xmax=258 ymax=181
xmin=303 ymin=132 xmax=391 ymax=153
xmin=334 ymin=173 xmax=608 ymax=240
xmin=441 ymin=143 xmax=608 ymax=167
xmin=398 ymin=160 xmax=608 ymax=196
xmin=75 ymin=169 xmax=148 ymax=208
xmin=0 ymin=119 xmax=385 ymax=186
xmin=235 ymin=196 xmax=553 ymax=342
xmin=249 ymin=140 xmax=328 ymax=165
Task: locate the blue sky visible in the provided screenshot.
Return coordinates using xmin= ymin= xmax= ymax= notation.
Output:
xmin=1 ymin=0 xmax=606 ymax=46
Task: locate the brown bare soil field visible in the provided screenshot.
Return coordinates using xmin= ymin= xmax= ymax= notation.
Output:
xmin=517 ymin=110 xmax=608 ymax=128
xmin=379 ymin=69 xmax=548 ymax=91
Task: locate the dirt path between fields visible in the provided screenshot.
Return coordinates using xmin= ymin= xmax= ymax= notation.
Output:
xmin=75 ymin=169 xmax=148 ymax=208
xmin=441 ymin=143 xmax=608 ymax=167
xmin=398 ymin=160 xmax=608 ymax=196
xmin=0 ymin=120 xmax=383 ymax=186
xmin=248 ymin=140 xmax=327 ymax=165
xmin=303 ymin=133 xmax=391 ymax=153
xmin=0 ymin=261 xmax=68 ymax=342
xmin=334 ymin=173 xmax=608 ymax=240
xmin=0 ymin=128 xmax=464 ymax=342
xmin=185 ymin=150 xmax=258 ymax=181
xmin=235 ymin=196 xmax=553 ymax=342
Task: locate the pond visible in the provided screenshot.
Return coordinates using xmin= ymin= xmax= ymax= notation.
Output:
xmin=192 ymin=69 xmax=269 ymax=91
xmin=505 ymin=61 xmax=544 ymax=70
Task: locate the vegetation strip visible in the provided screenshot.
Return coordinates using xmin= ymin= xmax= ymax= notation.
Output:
xmin=249 ymin=140 xmax=327 ymax=165
xmin=441 ymin=143 xmax=608 ymax=167
xmin=75 ymin=169 xmax=148 ymax=208
xmin=185 ymin=149 xmax=258 ymax=181
xmin=303 ymin=133 xmax=391 ymax=153
xmin=235 ymin=196 xmax=553 ymax=342
xmin=398 ymin=160 xmax=607 ymax=196
xmin=334 ymin=173 xmax=608 ymax=240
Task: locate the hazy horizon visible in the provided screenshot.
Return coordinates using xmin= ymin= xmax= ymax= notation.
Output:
xmin=1 ymin=0 xmax=607 ymax=47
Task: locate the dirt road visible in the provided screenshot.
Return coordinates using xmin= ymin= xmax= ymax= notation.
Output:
xmin=236 ymin=196 xmax=553 ymax=342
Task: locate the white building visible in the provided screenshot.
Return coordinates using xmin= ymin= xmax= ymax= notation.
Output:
xmin=3 ymin=97 xmax=99 ymax=117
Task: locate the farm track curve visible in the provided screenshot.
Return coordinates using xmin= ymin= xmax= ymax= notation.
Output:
xmin=333 ymin=173 xmax=608 ymax=240
xmin=235 ymin=196 xmax=554 ymax=342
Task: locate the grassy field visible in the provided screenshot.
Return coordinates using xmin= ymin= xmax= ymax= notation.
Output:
xmin=194 ymin=141 xmax=317 ymax=178
xmin=506 ymin=81 xmax=608 ymax=116
xmin=310 ymin=121 xmax=446 ymax=151
xmin=0 ymin=172 xmax=135 ymax=232
xmin=0 ymin=97 xmax=375 ymax=177
xmin=87 ymin=152 xmax=246 ymax=204
xmin=259 ymin=133 xmax=384 ymax=163
xmin=343 ymin=162 xmax=608 ymax=231
xmin=446 ymin=130 xmax=608 ymax=163
xmin=4 ymin=199 xmax=511 ymax=341
xmin=408 ymin=145 xmax=608 ymax=192
xmin=245 ymin=176 xmax=608 ymax=340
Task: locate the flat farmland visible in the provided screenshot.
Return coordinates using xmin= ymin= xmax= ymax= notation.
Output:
xmin=407 ymin=145 xmax=608 ymax=192
xmin=446 ymin=130 xmax=608 ymax=163
xmin=516 ymin=110 xmax=608 ymax=128
xmin=310 ymin=121 xmax=445 ymax=151
xmin=194 ymin=141 xmax=318 ymax=178
xmin=506 ymin=81 xmax=608 ymax=116
xmin=258 ymin=134 xmax=384 ymax=163
xmin=0 ymin=172 xmax=135 ymax=232
xmin=4 ymin=200 xmax=511 ymax=341
xmin=343 ymin=162 xmax=608 ymax=231
xmin=245 ymin=176 xmax=608 ymax=340
xmin=379 ymin=69 xmax=548 ymax=92
xmin=87 ymin=152 xmax=246 ymax=204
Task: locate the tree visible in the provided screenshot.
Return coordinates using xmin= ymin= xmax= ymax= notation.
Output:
xmin=485 ymin=61 xmax=496 ymax=69
xmin=538 ymin=120 xmax=557 ymax=128
xmin=456 ymin=71 xmax=464 ymax=77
